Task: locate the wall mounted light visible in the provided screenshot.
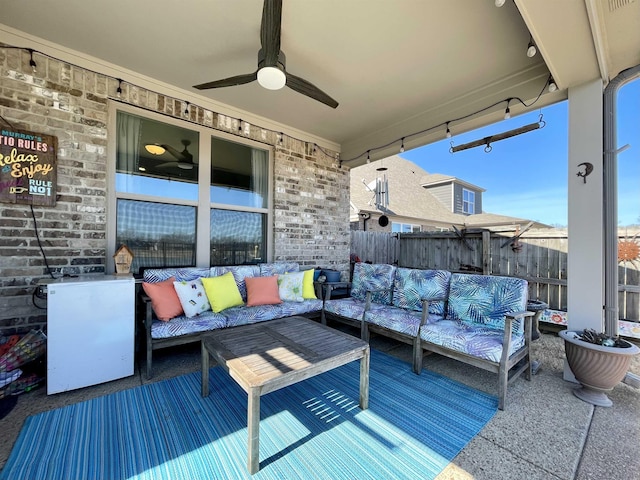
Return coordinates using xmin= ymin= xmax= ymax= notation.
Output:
xmin=257 ymin=66 xmax=286 ymax=90
xmin=548 ymin=75 xmax=557 ymax=92
xmin=144 ymin=144 xmax=166 ymax=155
xmin=399 ymin=138 xmax=405 ymax=153
xmin=446 ymin=122 xmax=452 ymax=139
xmin=504 ymin=99 xmax=511 ymax=120
xmin=526 ymin=36 xmax=537 ymax=58
xmin=116 ymin=79 xmax=123 ymax=98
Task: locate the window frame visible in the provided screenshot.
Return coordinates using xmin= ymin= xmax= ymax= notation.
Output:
xmin=106 ymin=102 xmax=274 ymax=273
xmin=462 ymin=188 xmax=475 ymax=214
xmin=391 ymin=222 xmax=421 ymax=233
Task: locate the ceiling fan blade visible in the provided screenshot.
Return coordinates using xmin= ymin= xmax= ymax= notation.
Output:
xmin=162 ymin=144 xmax=189 ymax=162
xmin=193 ymin=72 xmax=257 ymax=90
xmin=286 ymin=73 xmax=339 ymax=109
xmin=261 ymin=0 xmax=282 ymax=66
xmin=156 ymin=162 xmax=178 ymax=168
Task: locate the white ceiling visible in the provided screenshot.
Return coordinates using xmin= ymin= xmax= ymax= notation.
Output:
xmin=1 ymin=0 xmax=638 ymax=166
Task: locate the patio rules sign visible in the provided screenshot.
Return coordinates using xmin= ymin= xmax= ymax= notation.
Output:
xmin=0 ymin=128 xmax=57 ymax=207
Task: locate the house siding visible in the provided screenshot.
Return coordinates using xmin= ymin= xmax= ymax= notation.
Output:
xmin=426 ymin=184 xmax=451 ymax=209
xmin=0 ymin=47 xmax=348 ymax=331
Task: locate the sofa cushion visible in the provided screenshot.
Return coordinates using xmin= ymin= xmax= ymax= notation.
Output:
xmin=143 ymin=267 xmax=210 ymax=283
xmin=142 ymin=277 xmax=183 ymax=321
xmin=365 ymin=306 xmax=443 ymax=337
xmin=279 ymin=298 xmax=323 ymax=317
xmin=223 ymin=299 xmax=323 ymax=328
xmin=150 ymin=311 xmax=227 ymax=339
xmin=392 ymin=268 xmax=451 ymax=315
xmin=350 ymin=263 xmax=396 ymax=305
xmin=447 ymin=274 xmax=528 ymax=335
xmin=201 ymin=272 xmax=244 ymax=313
xmin=223 ymin=304 xmax=285 ymax=327
xmin=419 ymin=320 xmax=524 ymax=363
xmin=173 ymin=278 xmax=211 ymax=318
xmin=245 ymin=275 xmax=282 ymax=306
xmin=259 ymin=262 xmax=300 ymax=276
xmin=324 ymin=298 xmax=389 ymax=322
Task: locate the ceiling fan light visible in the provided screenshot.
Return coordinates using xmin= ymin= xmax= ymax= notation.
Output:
xmin=257 ymin=66 xmax=286 ymax=90
xmin=145 ymin=144 xmax=166 ymax=155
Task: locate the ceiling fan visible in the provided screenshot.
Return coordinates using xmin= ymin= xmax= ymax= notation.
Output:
xmin=193 ymin=0 xmax=338 ymax=109
xmin=144 ymin=140 xmax=195 ymax=170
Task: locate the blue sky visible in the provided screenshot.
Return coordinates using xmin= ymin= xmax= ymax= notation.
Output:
xmin=401 ymin=79 xmax=639 ymax=227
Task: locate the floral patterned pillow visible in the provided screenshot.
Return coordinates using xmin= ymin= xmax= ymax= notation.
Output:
xmin=277 ymin=271 xmax=305 ymax=302
xmin=173 ymin=278 xmax=211 ymax=318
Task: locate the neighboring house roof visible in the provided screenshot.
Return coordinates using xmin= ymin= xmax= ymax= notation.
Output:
xmin=420 ymin=173 xmax=486 ymax=193
xmin=350 ymin=155 xmax=550 ymax=229
xmin=350 ymin=156 xmax=461 ymax=226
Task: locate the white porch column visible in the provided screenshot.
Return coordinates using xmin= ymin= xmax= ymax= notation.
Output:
xmin=566 ymin=79 xmax=604 ymax=381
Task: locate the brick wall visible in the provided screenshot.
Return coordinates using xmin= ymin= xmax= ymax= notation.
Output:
xmin=0 ymin=46 xmax=349 ymax=332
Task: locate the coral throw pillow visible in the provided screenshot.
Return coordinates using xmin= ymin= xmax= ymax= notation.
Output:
xmin=201 ymin=272 xmax=244 ymax=313
xmin=245 ymin=275 xmax=282 ymax=306
xmin=142 ymin=276 xmax=183 ymax=321
xmin=173 ymin=278 xmax=211 ymax=318
xmin=302 ymin=269 xmax=317 ymax=299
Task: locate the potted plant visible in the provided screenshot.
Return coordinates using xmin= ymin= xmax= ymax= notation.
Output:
xmin=559 ymin=328 xmax=640 ymax=407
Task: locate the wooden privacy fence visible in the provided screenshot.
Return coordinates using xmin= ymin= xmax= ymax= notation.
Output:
xmin=351 ymin=229 xmax=640 ymax=321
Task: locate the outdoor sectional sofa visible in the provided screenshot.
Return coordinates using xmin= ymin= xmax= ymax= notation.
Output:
xmin=322 ymin=263 xmax=534 ymax=410
xmin=141 ymin=262 xmax=322 ymax=378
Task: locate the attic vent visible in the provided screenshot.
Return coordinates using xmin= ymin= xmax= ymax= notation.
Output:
xmin=609 ymin=0 xmax=635 ymax=11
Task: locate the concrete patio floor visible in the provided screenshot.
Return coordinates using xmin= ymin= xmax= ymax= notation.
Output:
xmin=1 ymin=325 xmax=638 ymax=480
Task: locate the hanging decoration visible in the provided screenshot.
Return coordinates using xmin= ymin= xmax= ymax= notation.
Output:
xmin=576 ymin=162 xmax=594 ymax=183
xmin=450 ymin=114 xmax=545 ymax=154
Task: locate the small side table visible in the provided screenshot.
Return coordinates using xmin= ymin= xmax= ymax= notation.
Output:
xmin=527 ymin=300 xmax=549 ymax=341
xmin=527 ymin=299 xmax=549 ymax=375
xmin=315 ymin=281 xmax=350 ymax=301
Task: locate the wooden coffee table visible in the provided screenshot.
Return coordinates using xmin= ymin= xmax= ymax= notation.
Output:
xmin=201 ymin=316 xmax=370 ymax=474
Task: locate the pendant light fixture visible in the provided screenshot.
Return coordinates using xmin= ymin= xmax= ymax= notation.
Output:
xmin=526 ymin=36 xmax=537 ymax=58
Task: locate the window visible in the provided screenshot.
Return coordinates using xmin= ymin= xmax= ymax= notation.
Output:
xmin=210 ymin=137 xmax=269 ymax=265
xmin=110 ymin=107 xmax=272 ymax=274
xmin=463 ymin=189 xmax=475 ymax=214
xmin=391 ymin=222 xmax=421 ymax=233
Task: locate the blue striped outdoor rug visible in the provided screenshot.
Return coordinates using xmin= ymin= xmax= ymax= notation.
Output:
xmin=1 ymin=350 xmax=497 ymax=480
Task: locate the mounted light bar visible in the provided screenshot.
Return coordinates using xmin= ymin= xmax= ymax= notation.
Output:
xmin=450 ymin=117 xmax=545 ymax=154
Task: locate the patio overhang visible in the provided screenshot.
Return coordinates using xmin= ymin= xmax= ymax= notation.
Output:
xmin=1 ymin=1 xmax=637 ymax=165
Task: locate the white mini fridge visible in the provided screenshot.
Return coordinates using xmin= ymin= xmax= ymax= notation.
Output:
xmin=46 ymin=275 xmax=135 ymax=394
